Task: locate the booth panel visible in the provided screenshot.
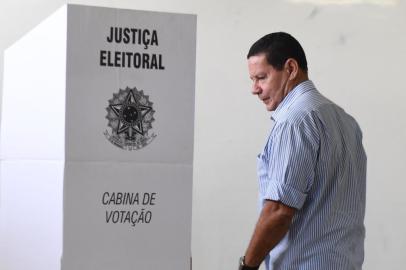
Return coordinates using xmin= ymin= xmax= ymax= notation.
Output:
xmin=62 ymin=161 xmax=192 ymax=270
xmin=65 ymin=5 xmax=196 ymax=164
xmin=0 ymin=160 xmax=64 ymax=270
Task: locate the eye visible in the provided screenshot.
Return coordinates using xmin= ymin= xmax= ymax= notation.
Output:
xmin=250 ymin=75 xmax=266 ymax=83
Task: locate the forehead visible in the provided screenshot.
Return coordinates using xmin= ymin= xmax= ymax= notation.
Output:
xmin=248 ymin=54 xmax=272 ymax=75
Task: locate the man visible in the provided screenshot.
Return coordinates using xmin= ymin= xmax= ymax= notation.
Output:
xmin=239 ymin=32 xmax=367 ymax=270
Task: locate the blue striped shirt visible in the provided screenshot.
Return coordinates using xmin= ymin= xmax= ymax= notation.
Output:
xmin=257 ymin=80 xmax=367 ymax=270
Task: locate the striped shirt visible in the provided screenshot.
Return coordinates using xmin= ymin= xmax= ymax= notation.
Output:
xmin=257 ymin=80 xmax=367 ymax=270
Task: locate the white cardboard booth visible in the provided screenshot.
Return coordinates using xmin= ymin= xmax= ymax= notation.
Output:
xmin=0 ymin=4 xmax=196 ymax=270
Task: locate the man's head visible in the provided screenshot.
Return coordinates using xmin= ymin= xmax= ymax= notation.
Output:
xmin=247 ymin=32 xmax=308 ymax=111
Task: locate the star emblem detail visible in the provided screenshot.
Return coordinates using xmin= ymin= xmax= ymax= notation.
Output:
xmin=109 ymin=89 xmax=152 ymax=138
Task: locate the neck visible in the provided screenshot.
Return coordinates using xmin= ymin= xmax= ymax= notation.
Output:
xmin=286 ymin=72 xmax=309 ymax=93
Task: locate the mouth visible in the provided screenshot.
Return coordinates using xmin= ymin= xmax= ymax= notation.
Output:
xmin=261 ymin=97 xmax=270 ymax=103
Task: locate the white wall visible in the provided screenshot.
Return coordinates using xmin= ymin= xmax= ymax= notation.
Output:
xmin=1 ymin=0 xmax=405 ymax=269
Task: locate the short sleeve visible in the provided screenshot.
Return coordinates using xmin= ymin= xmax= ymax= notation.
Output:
xmin=264 ymin=116 xmax=319 ymax=209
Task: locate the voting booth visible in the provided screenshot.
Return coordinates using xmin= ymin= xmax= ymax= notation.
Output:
xmin=0 ymin=4 xmax=196 ymax=270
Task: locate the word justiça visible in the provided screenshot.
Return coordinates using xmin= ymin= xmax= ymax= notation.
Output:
xmin=107 ymin=27 xmax=158 ymax=49
xmin=101 ymin=27 xmax=165 ymax=70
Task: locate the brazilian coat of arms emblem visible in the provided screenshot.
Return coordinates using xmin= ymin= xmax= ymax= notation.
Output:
xmin=104 ymin=87 xmax=156 ymax=150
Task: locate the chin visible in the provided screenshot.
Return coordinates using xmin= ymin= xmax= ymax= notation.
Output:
xmin=265 ymin=107 xmax=274 ymax=112
xmin=266 ymin=104 xmax=275 ymax=111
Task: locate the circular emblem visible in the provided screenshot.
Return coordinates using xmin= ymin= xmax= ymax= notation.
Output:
xmin=104 ymin=87 xmax=156 ymax=150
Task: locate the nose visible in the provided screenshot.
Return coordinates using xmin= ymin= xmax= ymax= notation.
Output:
xmin=252 ymin=81 xmax=261 ymax=95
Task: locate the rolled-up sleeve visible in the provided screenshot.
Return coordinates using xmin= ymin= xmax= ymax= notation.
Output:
xmin=263 ymin=116 xmax=319 ymax=209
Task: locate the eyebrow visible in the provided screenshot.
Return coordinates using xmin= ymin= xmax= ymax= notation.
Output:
xmin=250 ymin=74 xmax=265 ymax=80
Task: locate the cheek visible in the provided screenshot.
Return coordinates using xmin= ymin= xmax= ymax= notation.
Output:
xmin=262 ymin=82 xmax=274 ymax=95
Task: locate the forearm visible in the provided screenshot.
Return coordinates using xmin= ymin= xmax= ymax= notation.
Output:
xmin=244 ymin=200 xmax=295 ymax=267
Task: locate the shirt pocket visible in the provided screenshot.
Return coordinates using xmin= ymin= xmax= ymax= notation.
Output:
xmin=256 ymin=153 xmax=266 ymax=176
xmin=257 ymin=135 xmax=273 ymax=194
xmin=256 ymin=151 xmax=269 ymax=190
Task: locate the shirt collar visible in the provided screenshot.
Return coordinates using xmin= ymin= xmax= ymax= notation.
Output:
xmin=271 ymin=80 xmax=316 ymax=122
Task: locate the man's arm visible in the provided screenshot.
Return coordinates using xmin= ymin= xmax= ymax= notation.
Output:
xmin=243 ymin=200 xmax=296 ymax=267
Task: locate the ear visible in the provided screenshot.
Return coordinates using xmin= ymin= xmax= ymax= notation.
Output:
xmin=284 ymin=58 xmax=299 ymax=80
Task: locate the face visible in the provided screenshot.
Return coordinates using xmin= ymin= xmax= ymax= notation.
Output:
xmin=248 ymin=54 xmax=289 ymax=111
